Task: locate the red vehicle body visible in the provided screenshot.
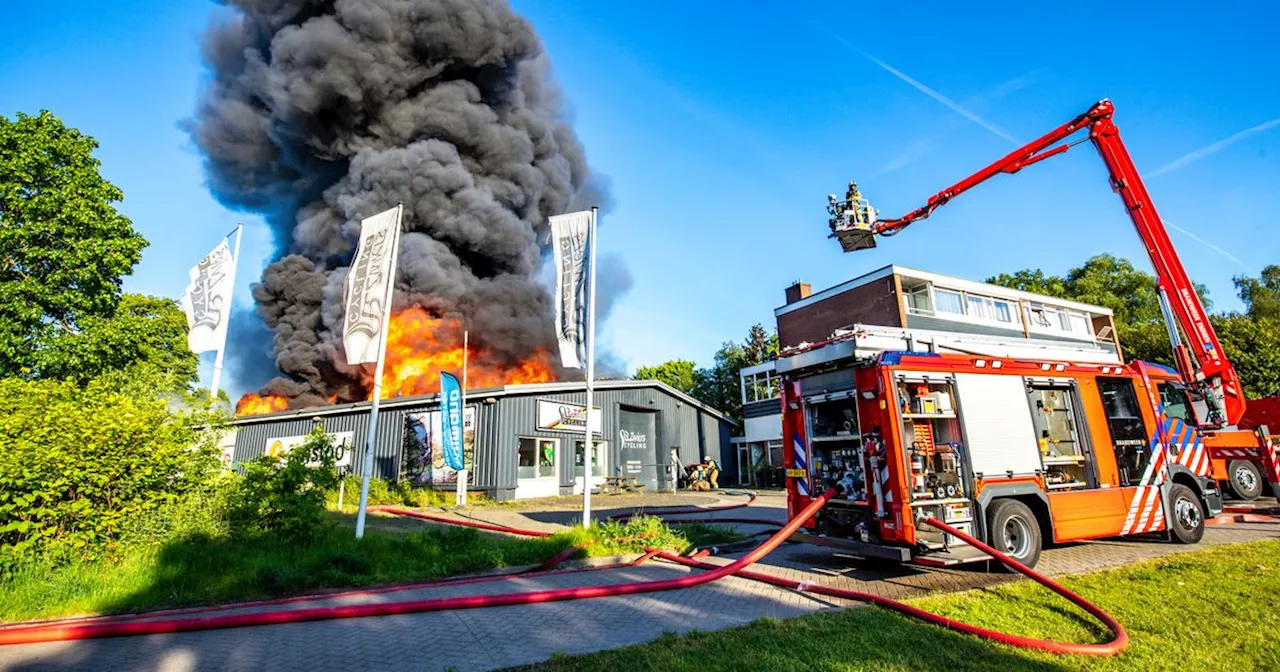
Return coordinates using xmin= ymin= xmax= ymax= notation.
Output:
xmin=781 ymin=100 xmax=1280 ymax=566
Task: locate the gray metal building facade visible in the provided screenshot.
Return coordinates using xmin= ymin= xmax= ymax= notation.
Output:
xmin=227 ymin=381 xmax=735 ymax=501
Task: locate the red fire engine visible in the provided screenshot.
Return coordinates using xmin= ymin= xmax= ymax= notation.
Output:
xmin=782 ymin=100 xmax=1280 ymax=567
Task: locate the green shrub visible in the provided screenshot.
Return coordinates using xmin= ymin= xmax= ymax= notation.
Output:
xmin=227 ymin=426 xmax=339 ymax=542
xmin=326 ymin=475 xmax=463 ymax=510
xmin=0 ymin=367 xmax=225 ymax=571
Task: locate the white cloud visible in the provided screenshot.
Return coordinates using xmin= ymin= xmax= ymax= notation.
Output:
xmin=816 ymin=26 xmax=1018 ymax=144
xmin=1152 ymin=117 xmax=1280 ymax=176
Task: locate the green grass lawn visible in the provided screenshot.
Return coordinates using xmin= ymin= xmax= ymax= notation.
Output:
xmin=517 ymin=539 xmax=1280 ymax=672
xmin=0 ymin=513 xmax=738 ymax=623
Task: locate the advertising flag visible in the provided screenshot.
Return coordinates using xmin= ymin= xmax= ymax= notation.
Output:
xmin=343 ymin=207 xmax=402 ymax=365
xmin=549 ymin=211 xmax=592 ymax=369
xmin=181 ymin=239 xmax=235 ymax=354
xmin=440 ymin=372 xmax=464 ymax=471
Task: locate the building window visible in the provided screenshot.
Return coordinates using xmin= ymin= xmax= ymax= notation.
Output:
xmin=1028 ymin=306 xmax=1053 ymax=328
xmin=906 ymin=287 xmax=932 ymax=315
xmin=992 ymin=300 xmax=1014 ymax=322
xmin=934 ymin=289 xmax=965 ymax=315
xmin=518 ymin=437 xmax=557 ymax=479
xmin=933 ymin=287 xmax=1015 ymax=324
xmin=965 ymin=294 xmax=987 ymax=319
xmin=742 ymin=369 xmax=780 ymax=404
xmin=574 ymin=440 xmax=606 ymax=478
xmin=1027 ymin=305 xmax=1093 ymax=336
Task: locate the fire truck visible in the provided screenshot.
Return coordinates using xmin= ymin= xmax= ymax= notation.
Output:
xmin=782 ymin=100 xmax=1280 ymax=568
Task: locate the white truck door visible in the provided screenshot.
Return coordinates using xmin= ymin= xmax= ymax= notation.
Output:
xmin=954 ymin=373 xmax=1041 ymax=478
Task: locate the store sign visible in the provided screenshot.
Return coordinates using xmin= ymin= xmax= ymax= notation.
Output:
xmin=620 ymin=429 xmax=648 ymax=451
xmin=263 ymin=431 xmax=354 ymax=470
xmin=536 ymin=400 xmax=603 ymax=434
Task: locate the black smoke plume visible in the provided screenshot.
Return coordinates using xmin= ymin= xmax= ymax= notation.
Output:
xmin=190 ymin=0 xmax=615 ymax=405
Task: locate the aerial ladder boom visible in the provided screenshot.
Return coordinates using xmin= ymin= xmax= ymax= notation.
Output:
xmin=828 ymin=99 xmax=1243 ymax=426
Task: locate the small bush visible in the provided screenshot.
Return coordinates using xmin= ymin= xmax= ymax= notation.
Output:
xmin=227 ymin=426 xmax=339 ymax=542
xmin=0 ymin=367 xmax=225 ymax=571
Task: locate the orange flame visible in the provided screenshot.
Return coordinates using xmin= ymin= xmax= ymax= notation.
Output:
xmin=233 ymin=307 xmax=556 ymax=414
xmin=373 ymin=306 xmax=555 ymax=400
xmin=236 ymin=393 xmax=288 ymax=416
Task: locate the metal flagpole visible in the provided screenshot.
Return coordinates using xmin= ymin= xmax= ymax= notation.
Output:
xmin=209 ymin=223 xmax=244 ymax=402
xmin=355 ymin=204 xmax=405 ymax=540
xmin=582 ymin=207 xmax=598 ymax=528
xmin=455 ymin=331 xmax=469 ymax=507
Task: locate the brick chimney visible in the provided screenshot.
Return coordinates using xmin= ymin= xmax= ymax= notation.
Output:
xmin=785 ymin=280 xmax=812 ymax=304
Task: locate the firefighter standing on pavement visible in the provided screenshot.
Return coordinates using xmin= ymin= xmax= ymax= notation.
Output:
xmin=703 ymin=455 xmax=720 ymax=490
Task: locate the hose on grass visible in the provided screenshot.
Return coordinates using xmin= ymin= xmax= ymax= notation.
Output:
xmin=0 ymin=489 xmax=1131 ymax=656
xmin=0 ymin=490 xmax=832 ymax=646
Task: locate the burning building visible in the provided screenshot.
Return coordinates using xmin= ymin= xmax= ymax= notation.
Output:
xmin=189 ymin=0 xmax=618 ymax=413
xmin=221 ymin=380 xmax=736 ymax=500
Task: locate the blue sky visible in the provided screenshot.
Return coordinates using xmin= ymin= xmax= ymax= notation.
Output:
xmin=2 ymin=1 xmax=1278 ymax=395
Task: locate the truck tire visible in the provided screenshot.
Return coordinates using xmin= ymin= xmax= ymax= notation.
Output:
xmin=1226 ymin=460 xmax=1263 ymax=501
xmin=986 ymin=499 xmax=1042 ymax=569
xmin=1169 ymin=483 xmax=1206 ymax=544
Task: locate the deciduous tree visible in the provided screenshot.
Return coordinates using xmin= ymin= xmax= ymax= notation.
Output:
xmin=991 ymin=254 xmax=1280 ymax=399
xmin=0 ymin=111 xmax=194 ymax=384
xmin=35 ymin=294 xmax=198 ymax=385
xmin=1234 ymin=265 xmax=1280 ymax=321
xmin=691 ymin=342 xmax=748 ymax=429
xmin=633 ymin=359 xmax=698 ymax=393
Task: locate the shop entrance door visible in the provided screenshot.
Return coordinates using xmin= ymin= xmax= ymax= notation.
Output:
xmin=618 ymin=409 xmax=659 ymax=490
xmin=573 ymin=439 xmax=608 ymax=495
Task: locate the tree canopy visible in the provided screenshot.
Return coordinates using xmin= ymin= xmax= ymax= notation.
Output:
xmin=35 ymin=294 xmax=198 ymax=385
xmin=633 ymin=359 xmax=698 ymax=393
xmin=636 ymin=324 xmax=780 ymax=432
xmin=691 ymin=342 xmax=749 ymax=427
xmin=1234 ymin=265 xmax=1280 ymax=321
xmin=743 ymin=323 xmax=778 ymax=364
xmin=990 ymin=254 xmax=1280 ymax=399
xmin=0 ymin=111 xmax=194 ymax=385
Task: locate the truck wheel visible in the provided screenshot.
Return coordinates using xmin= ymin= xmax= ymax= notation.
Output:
xmin=1226 ymin=460 xmax=1263 ymax=501
xmin=986 ymin=499 xmax=1042 ymax=569
xmin=1169 ymin=483 xmax=1205 ymax=544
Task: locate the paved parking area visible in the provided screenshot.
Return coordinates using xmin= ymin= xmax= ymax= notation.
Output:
xmin=1 ymin=493 xmax=1277 ymax=672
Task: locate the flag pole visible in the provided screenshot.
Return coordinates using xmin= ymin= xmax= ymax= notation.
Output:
xmin=209 ymin=223 xmax=244 ymax=402
xmin=355 ymin=203 xmax=404 ymax=540
xmin=455 ymin=330 xmax=469 ymax=507
xmin=582 ymin=206 xmax=598 ymax=528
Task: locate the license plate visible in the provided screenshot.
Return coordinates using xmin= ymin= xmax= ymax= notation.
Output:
xmin=786 ymin=468 xmax=806 ymax=478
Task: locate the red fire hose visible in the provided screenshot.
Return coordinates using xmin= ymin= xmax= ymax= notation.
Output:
xmin=654 ymin=514 xmax=1129 ymax=656
xmin=0 ymin=489 xmax=1130 ymax=657
xmin=0 ymin=506 xmax=638 ymax=633
xmin=0 ymin=490 xmax=830 ymax=646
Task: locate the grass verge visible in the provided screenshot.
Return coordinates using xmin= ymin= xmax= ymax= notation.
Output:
xmin=0 ymin=513 xmax=739 ymax=623
xmin=515 ymin=539 xmax=1280 ymax=671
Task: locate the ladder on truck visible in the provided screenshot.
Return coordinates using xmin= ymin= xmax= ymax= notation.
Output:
xmin=777 ymin=323 xmax=1123 ymax=375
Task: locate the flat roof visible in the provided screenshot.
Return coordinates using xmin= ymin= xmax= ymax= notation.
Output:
xmin=775 ymin=264 xmax=1113 ymax=317
xmin=229 ymin=379 xmax=736 ymax=426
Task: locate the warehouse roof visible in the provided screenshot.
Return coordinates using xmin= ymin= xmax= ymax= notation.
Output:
xmin=229 ymin=379 xmax=737 ymax=426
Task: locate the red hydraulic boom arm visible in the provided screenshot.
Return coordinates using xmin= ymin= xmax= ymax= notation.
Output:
xmin=827 ymin=99 xmax=1242 ymax=426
